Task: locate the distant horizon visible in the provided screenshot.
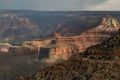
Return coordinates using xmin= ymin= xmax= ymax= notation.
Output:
xmin=0 ymin=9 xmax=120 ymax=12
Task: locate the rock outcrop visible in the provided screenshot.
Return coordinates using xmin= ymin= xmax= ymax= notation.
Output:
xmin=22 ymin=39 xmax=51 ymax=48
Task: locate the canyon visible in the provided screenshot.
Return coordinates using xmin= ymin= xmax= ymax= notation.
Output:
xmin=0 ymin=15 xmax=119 ymax=59
xmin=1 ymin=11 xmax=120 ymax=46
xmin=0 ymin=15 xmax=119 ymax=64
xmin=21 ymin=16 xmax=120 ymax=58
xmin=0 ymin=11 xmax=120 ymax=80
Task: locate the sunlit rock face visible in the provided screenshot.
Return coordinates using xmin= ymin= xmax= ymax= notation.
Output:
xmin=47 ymin=16 xmax=120 ymax=57
xmin=101 ymin=16 xmax=119 ymax=29
xmin=22 ymin=40 xmax=51 ymax=48
xmin=20 ymin=16 xmax=120 ymax=58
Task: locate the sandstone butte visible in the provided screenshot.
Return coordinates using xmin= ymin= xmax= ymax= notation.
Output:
xmin=22 ymin=16 xmax=120 ymax=58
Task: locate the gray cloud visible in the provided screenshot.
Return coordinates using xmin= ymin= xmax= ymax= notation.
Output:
xmin=0 ymin=0 xmax=119 ymax=11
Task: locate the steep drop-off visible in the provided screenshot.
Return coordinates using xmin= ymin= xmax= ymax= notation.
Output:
xmin=84 ymin=30 xmax=120 ymax=60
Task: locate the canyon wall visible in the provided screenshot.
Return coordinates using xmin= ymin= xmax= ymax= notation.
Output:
xmin=41 ymin=16 xmax=120 ymax=57
xmin=19 ymin=16 xmax=120 ymax=58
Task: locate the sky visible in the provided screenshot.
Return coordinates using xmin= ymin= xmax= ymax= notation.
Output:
xmin=0 ymin=0 xmax=120 ymax=11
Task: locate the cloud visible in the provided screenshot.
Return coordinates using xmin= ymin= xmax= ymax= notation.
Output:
xmin=87 ymin=0 xmax=120 ymax=11
xmin=0 ymin=0 xmax=119 ymax=11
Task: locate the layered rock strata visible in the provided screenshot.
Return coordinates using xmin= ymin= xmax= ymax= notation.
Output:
xmin=23 ymin=16 xmax=120 ymax=57
xmin=48 ymin=16 xmax=120 ymax=56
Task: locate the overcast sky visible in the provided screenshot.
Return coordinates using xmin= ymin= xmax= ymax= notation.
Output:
xmin=0 ymin=0 xmax=120 ymax=11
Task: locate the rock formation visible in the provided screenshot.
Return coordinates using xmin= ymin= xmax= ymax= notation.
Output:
xmin=22 ymin=40 xmax=51 ymax=48
xmin=39 ymin=16 xmax=120 ymax=57
xmin=18 ymin=16 xmax=120 ymax=58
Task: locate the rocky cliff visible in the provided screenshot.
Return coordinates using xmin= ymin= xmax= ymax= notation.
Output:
xmin=23 ymin=16 xmax=120 ymax=58
xmin=45 ymin=16 xmax=120 ymax=57
xmin=83 ymin=29 xmax=120 ymax=60
xmin=4 ymin=15 xmax=119 ymax=58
